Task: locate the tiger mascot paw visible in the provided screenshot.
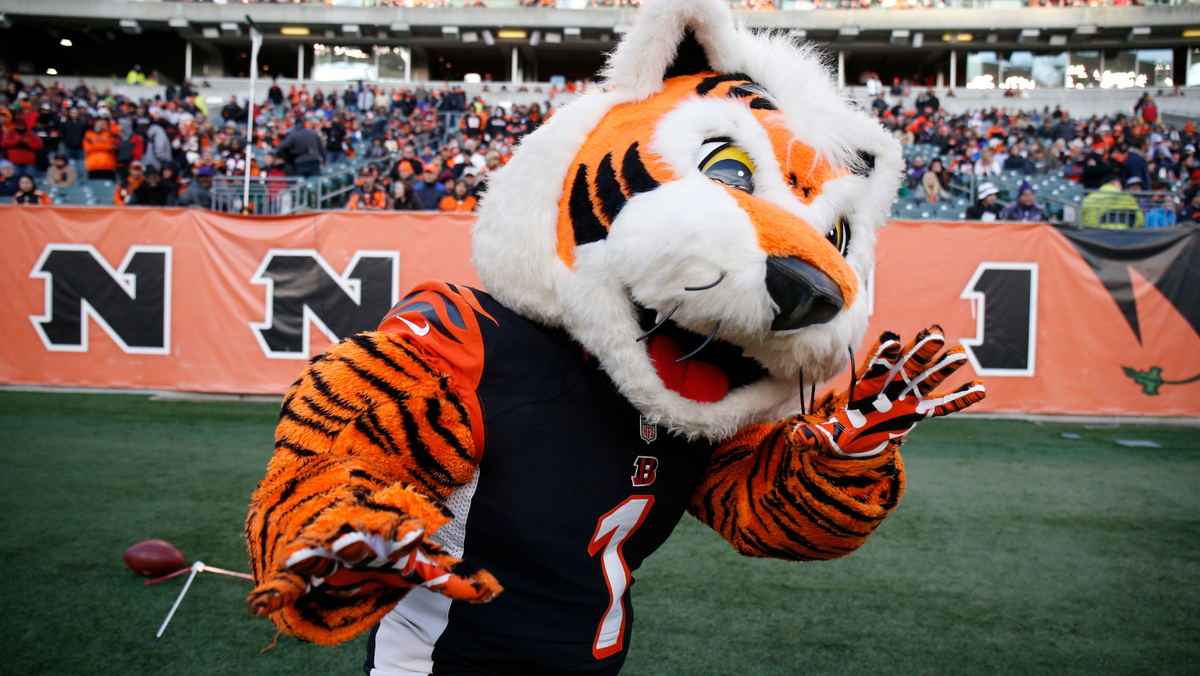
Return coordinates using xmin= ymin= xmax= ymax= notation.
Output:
xmin=248 ymin=525 xmax=500 ymax=618
xmin=798 ymin=326 xmax=987 ymax=459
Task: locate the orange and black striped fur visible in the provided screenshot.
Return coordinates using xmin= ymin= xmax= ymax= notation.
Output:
xmin=245 ymin=331 xmax=497 ymax=645
xmin=247 ymin=286 xmax=909 ymax=646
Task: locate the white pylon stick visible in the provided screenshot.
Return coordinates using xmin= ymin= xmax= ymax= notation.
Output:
xmin=154 ymin=560 xmax=204 ymax=643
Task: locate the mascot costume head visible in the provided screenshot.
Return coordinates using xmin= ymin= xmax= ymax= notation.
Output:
xmin=474 ymin=0 xmax=903 ymax=440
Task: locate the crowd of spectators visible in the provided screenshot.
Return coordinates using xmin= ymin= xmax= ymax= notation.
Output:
xmin=0 ymin=71 xmax=550 ymax=211
xmin=886 ymin=88 xmax=1200 ymax=227
xmin=5 ymin=68 xmax=1199 ymax=226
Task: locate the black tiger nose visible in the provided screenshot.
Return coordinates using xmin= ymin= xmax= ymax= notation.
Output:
xmin=765 ymin=256 xmax=844 ymax=331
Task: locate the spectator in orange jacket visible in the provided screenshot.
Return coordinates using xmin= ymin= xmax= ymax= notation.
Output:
xmin=13 ymin=175 xmax=52 ymax=205
xmin=1 ymin=117 xmax=45 ymax=177
xmin=347 ymin=168 xmax=390 ymax=211
xmin=438 ymin=179 xmax=478 ymax=212
xmin=113 ymin=161 xmax=145 ymax=205
xmin=83 ymin=118 xmax=118 ymax=179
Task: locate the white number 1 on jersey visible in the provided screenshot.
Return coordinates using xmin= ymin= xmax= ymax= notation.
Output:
xmin=588 ymin=496 xmax=655 ymax=660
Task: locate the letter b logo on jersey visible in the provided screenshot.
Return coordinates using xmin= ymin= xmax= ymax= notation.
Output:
xmin=631 ymin=456 xmax=658 ymax=487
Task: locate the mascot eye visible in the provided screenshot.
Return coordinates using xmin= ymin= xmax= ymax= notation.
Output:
xmin=697 ymin=140 xmax=756 ymax=193
xmin=826 ymin=219 xmax=851 ymax=257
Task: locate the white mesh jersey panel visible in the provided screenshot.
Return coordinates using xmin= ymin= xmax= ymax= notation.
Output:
xmin=370 ymin=468 xmax=481 ymax=676
xmin=428 ymin=469 xmax=479 ymax=559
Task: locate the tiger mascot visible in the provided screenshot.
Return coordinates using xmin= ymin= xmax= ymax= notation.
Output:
xmin=246 ymin=0 xmax=986 ymax=673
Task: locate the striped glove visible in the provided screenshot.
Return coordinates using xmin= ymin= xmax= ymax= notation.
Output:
xmin=806 ymin=326 xmax=986 ymax=458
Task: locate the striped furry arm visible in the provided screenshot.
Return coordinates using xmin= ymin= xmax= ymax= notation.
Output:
xmin=688 ymin=409 xmax=904 ymax=562
xmin=245 ymin=332 xmax=481 ymax=645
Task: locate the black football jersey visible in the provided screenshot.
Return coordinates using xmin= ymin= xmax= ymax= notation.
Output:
xmin=365 ymin=283 xmax=716 ymax=676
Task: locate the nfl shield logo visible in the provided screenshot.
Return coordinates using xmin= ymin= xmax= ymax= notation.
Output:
xmin=639 ymin=416 xmax=657 ymax=444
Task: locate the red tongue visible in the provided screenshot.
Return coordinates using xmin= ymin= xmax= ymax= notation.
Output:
xmin=648 ymin=335 xmax=730 ymax=403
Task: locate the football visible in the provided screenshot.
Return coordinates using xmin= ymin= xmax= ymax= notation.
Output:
xmin=123 ymin=540 xmax=186 ymax=578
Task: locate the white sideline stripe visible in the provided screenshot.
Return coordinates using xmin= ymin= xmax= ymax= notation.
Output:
xmin=371 ymin=469 xmax=480 ymax=676
xmin=0 ymin=384 xmax=284 ymax=403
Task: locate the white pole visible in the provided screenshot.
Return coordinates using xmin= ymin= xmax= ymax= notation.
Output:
xmin=244 ymin=26 xmax=262 ymax=214
xmin=838 ymin=51 xmax=845 ymax=89
xmin=950 ymin=49 xmax=957 ymax=90
xmin=297 ymin=44 xmax=305 ymax=83
xmin=511 ymin=47 xmax=518 ymax=84
xmin=154 ymin=561 xmax=203 ymax=643
xmin=185 ymin=42 xmax=192 ymax=81
xmin=404 ymin=48 xmax=411 ymax=83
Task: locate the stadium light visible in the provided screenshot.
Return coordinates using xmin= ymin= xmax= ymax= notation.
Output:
xmin=443 ymin=26 xmax=459 ymax=40
xmin=1019 ymin=29 xmax=1040 ymax=45
xmin=890 ymin=30 xmax=910 ymax=46
xmin=498 ymin=29 xmax=527 ymax=40
xmin=837 ymin=27 xmax=859 ymax=42
xmin=1049 ymin=34 xmax=1068 ymax=46
xmin=1128 ymin=27 xmax=1151 ymax=42
xmin=462 ymin=31 xmax=479 ymax=43
xmin=0 ymin=14 xmax=10 ymax=30
xmin=220 ymin=22 xmax=242 ymax=37
xmin=342 ymin=25 xmax=360 ymax=36
xmin=60 ymin=38 xmax=72 ymax=47
xmin=912 ymin=32 xmax=923 ymax=48
xmin=46 ymin=68 xmax=57 ymax=75
xmin=280 ymin=26 xmax=310 ymax=36
xmin=168 ymin=18 xmax=189 ymax=29
xmin=482 ymin=29 xmax=495 ymax=46
xmin=202 ymin=27 xmax=219 ymax=39
xmin=120 ymin=19 xmax=141 ymax=35
xmin=788 ymin=29 xmax=807 ymax=41
xmin=564 ymin=27 xmax=581 ymax=43
xmin=545 ymin=32 xmax=563 ymax=44
xmin=390 ymin=22 xmax=412 ymax=36
xmin=1184 ymin=29 xmax=1200 ymax=38
xmin=530 ymin=30 xmax=542 ymax=46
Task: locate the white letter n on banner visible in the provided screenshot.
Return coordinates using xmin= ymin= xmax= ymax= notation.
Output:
xmin=250 ymin=249 xmax=399 ymax=359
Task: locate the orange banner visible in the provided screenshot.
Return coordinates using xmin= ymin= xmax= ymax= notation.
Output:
xmin=1 ymin=207 xmax=1196 ymax=417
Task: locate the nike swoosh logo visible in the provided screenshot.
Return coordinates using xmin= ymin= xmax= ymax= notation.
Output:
xmin=397 ymin=316 xmax=430 ymax=336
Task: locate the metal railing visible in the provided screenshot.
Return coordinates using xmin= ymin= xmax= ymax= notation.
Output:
xmin=1054 ymin=189 xmax=1181 ymax=229
xmin=209 ymin=175 xmax=310 ymax=215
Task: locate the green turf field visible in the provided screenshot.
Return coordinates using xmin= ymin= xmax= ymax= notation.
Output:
xmin=1 ymin=391 xmax=1197 ymax=675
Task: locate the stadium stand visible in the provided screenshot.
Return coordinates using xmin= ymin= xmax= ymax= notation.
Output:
xmin=2 ymin=0 xmax=1200 ymax=218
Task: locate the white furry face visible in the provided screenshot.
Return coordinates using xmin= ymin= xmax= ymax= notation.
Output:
xmin=472 ymin=0 xmax=902 ymax=440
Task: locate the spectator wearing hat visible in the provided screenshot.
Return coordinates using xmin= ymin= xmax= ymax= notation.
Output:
xmin=13 ymin=175 xmax=51 ymax=205
xmin=965 ymin=181 xmax=1003 ymax=221
xmin=127 ymin=166 xmax=178 ymax=207
xmin=347 ymin=168 xmax=390 ymax=211
xmin=114 ymin=161 xmax=145 ymax=206
xmin=1081 ymin=141 xmax=1113 ymax=190
xmin=44 ymin=154 xmax=77 ymax=188
xmin=414 ymin=165 xmax=446 ymax=210
xmin=438 ymin=180 xmax=478 ymax=212
xmin=2 ymin=117 xmax=45 ymax=177
xmin=0 ymin=161 xmax=20 ymax=197
xmin=1081 ymin=173 xmax=1143 ymax=229
xmin=1000 ymin=181 xmax=1047 ymax=222
xmin=83 ymin=118 xmax=118 ymax=180
xmin=178 ymin=166 xmax=214 ymax=208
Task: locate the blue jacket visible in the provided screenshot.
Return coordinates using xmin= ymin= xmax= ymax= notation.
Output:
xmin=1123 ymin=151 xmax=1152 ymax=190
